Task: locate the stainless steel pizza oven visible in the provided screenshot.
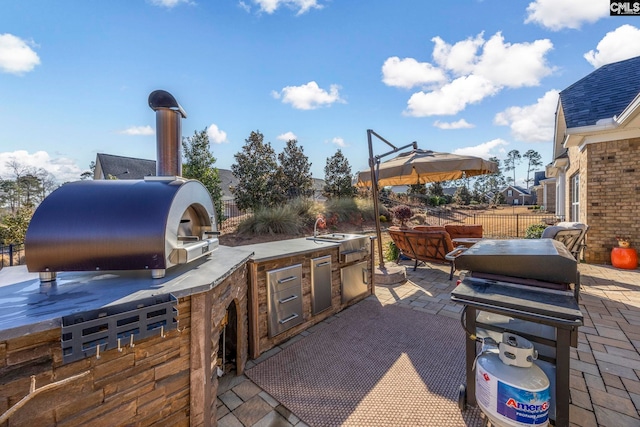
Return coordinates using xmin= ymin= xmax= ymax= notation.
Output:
xmin=25 ymin=90 xmax=219 ymax=281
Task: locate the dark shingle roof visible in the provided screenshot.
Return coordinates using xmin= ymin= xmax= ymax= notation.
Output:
xmin=533 ymin=171 xmax=546 ymax=186
xmin=560 ymin=56 xmax=640 ymax=129
xmin=96 ymin=153 xmax=156 ymax=179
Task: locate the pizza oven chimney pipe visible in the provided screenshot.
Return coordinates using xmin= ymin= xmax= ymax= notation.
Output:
xmin=148 ymin=90 xmax=187 ymax=177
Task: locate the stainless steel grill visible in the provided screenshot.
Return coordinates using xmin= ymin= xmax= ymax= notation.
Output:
xmin=455 ymin=238 xmax=578 ymax=293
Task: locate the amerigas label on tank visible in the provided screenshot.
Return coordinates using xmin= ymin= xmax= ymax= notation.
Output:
xmin=476 ymin=363 xmax=550 ymax=426
xmin=497 ymin=380 xmax=549 ymax=425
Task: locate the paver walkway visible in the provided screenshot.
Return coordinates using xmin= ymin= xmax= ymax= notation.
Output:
xmin=217 ymin=262 xmax=640 ymax=427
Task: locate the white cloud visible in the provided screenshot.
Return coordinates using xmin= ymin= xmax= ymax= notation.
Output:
xmin=474 ymin=33 xmax=554 ymax=88
xmin=381 ymin=57 xmax=446 ymax=89
xmin=524 ymin=0 xmax=607 ymax=31
xmin=390 ymin=32 xmax=554 ymax=117
xmin=0 ymin=33 xmax=40 ymax=75
xmin=405 ymin=75 xmax=498 ymax=116
xmin=119 ymin=125 xmax=154 ymax=136
xmin=584 ymin=25 xmax=640 ymax=68
xmin=148 ymin=0 xmax=193 ymax=8
xmin=207 ymin=124 xmax=228 ymax=144
xmin=494 ymin=90 xmax=559 ymax=142
xmin=238 ymin=1 xmax=251 ymax=12
xmin=330 ymin=137 xmax=346 ymax=147
xmin=452 ymin=138 xmax=508 ymax=159
xmin=277 ymin=131 xmax=297 ymax=141
xmin=0 ymin=150 xmax=83 ymax=183
xmin=253 ymin=0 xmax=323 ymax=15
xmin=432 ymin=34 xmax=484 ymax=76
xmin=433 ymin=119 xmax=474 ymax=129
xmin=274 ymin=81 xmax=344 ymax=110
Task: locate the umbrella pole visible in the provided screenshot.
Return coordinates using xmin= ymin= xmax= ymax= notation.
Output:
xmin=368 ymin=131 xmax=386 ymax=270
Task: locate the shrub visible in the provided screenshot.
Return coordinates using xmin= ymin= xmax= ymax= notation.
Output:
xmin=324 ymin=197 xmax=359 ymax=222
xmin=390 ymin=205 xmax=412 ymax=225
xmin=237 ymin=204 xmax=305 ymax=235
xmin=525 ymin=223 xmax=547 ymax=239
xmin=385 ymin=241 xmax=399 ymax=261
xmin=287 ymin=197 xmax=323 ymax=225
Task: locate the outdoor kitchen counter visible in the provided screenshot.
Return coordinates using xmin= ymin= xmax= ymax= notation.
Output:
xmin=240 ymin=236 xmax=342 ymax=262
xmin=241 ymin=235 xmax=374 ymax=358
xmin=0 ymin=245 xmax=254 ymax=341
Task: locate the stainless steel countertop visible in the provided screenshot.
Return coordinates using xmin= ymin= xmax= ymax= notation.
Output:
xmin=0 ymin=245 xmax=253 ymax=341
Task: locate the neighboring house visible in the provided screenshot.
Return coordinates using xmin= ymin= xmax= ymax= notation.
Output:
xmin=532 ymin=170 xmax=556 ymax=213
xmin=94 ymin=153 xmax=155 ymax=180
xmin=499 ymin=185 xmax=533 ymax=205
xmin=218 ymin=168 xmax=238 ymax=201
xmin=546 ymin=55 xmax=640 ymax=264
xmin=312 ymin=178 xmax=327 ymax=202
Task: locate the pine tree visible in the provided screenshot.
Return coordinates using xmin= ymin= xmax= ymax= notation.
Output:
xmin=182 ymin=129 xmax=224 ymax=222
xmin=323 ymin=149 xmax=356 ymax=198
xmin=278 ymin=139 xmax=313 ymax=199
xmin=523 ymin=149 xmax=543 ymax=189
xmin=503 ymin=150 xmax=521 ymax=185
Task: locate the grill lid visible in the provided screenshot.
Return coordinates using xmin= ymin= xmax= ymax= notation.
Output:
xmin=455 ymin=239 xmax=577 ymax=284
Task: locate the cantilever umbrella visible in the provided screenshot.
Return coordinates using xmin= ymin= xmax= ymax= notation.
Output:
xmin=357 ymin=148 xmax=498 ymax=270
xmin=357 ymin=149 xmax=497 ymax=188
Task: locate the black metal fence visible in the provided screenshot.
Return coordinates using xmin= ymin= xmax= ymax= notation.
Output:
xmin=380 ymin=198 xmax=563 ymax=238
xmin=220 ymin=200 xmax=250 ymax=232
xmin=416 ymin=209 xmax=563 ymax=238
xmin=1 ymin=243 xmax=25 ymax=268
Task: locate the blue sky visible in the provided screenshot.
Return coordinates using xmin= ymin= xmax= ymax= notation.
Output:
xmin=1 ymin=0 xmax=640 ymax=185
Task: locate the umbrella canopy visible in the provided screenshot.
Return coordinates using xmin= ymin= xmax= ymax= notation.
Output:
xmin=357 ymin=149 xmax=498 ymax=188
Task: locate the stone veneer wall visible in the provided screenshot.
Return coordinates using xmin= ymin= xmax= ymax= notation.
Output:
xmin=0 ymin=265 xmax=248 ymax=427
xmin=567 ymin=137 xmax=640 ymax=264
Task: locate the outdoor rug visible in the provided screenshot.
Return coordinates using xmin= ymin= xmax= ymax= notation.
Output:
xmin=246 ymin=298 xmax=484 ymax=426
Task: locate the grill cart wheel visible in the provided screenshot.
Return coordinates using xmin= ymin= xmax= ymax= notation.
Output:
xmin=458 ymin=384 xmax=467 ymax=411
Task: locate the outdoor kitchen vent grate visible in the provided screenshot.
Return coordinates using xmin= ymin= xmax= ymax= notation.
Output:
xmin=61 ymin=294 xmax=177 ymax=364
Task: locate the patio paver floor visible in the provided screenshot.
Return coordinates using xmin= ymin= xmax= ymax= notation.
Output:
xmin=217 ymin=262 xmax=640 ymax=427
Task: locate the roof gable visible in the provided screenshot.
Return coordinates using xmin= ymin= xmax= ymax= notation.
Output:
xmin=559 ymin=56 xmax=640 ymax=129
xmin=95 ymin=153 xmax=156 ymax=180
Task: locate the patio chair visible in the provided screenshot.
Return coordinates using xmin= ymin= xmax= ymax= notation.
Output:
xmin=541 ymin=222 xmax=589 ymax=261
xmin=388 ymin=226 xmax=467 ymax=280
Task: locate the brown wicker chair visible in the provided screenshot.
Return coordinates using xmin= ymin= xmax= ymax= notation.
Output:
xmin=388 ymin=226 xmax=467 ymax=279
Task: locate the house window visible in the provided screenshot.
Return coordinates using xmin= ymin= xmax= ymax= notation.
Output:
xmin=507 ymin=189 xmax=513 ymax=197
xmin=570 ymin=173 xmax=579 ymax=221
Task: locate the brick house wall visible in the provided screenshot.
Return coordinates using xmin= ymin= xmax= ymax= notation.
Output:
xmin=566 ymin=137 xmax=640 ymax=264
xmin=536 ymin=180 xmax=556 ymax=213
xmin=547 ymin=183 xmax=556 ymax=213
xmin=0 ymin=265 xmax=248 ymax=427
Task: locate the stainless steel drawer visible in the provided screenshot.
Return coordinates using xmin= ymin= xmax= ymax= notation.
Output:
xmin=267 ymin=264 xmax=303 ymax=337
xmin=268 ymin=264 xmax=302 ymax=294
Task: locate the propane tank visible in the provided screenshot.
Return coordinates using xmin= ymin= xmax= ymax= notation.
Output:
xmin=475 ymin=333 xmax=550 ymax=427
